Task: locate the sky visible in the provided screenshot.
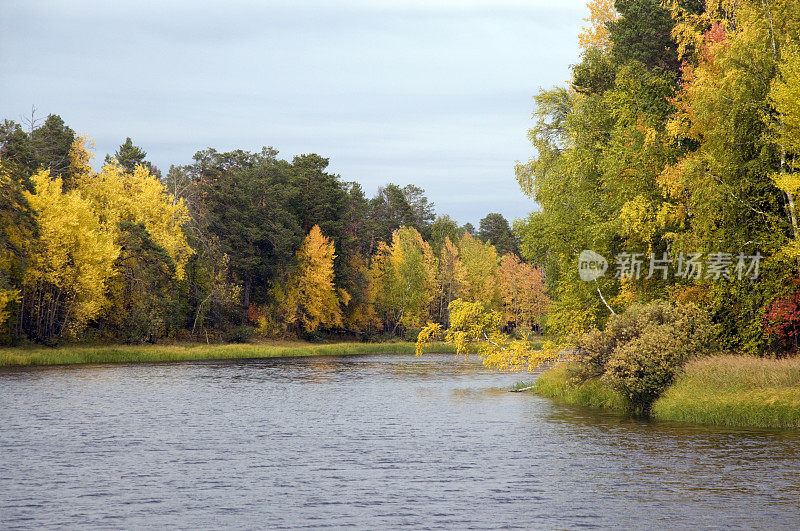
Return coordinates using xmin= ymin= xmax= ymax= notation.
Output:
xmin=1 ymin=0 xmax=586 ymax=226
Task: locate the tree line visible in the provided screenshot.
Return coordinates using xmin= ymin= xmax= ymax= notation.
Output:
xmin=0 ymin=116 xmax=546 ymax=344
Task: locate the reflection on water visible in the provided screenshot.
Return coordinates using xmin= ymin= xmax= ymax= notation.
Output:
xmin=1 ymin=354 xmax=799 ymax=529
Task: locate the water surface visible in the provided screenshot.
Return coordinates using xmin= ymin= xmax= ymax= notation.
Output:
xmin=1 ymin=353 xmax=799 ymax=528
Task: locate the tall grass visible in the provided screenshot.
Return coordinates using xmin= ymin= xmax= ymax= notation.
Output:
xmin=532 ymin=362 xmax=630 ymax=411
xmin=652 ymin=355 xmax=800 ymax=429
xmin=0 ymin=341 xmax=455 ymax=368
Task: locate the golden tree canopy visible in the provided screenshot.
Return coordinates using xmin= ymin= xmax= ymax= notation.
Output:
xmin=283 ymin=225 xmax=343 ymax=333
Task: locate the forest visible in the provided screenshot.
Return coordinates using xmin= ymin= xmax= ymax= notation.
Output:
xmin=0 ymin=116 xmax=546 ymax=345
xmin=508 ymin=0 xmax=800 ymax=358
xmin=4 ymin=0 xmax=800 ymax=376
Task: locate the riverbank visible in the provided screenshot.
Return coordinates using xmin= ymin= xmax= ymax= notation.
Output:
xmin=531 ymin=363 xmax=629 ymax=411
xmin=653 ymin=355 xmax=800 ymax=429
xmin=0 ymin=341 xmax=456 ymax=368
xmin=531 ymin=356 xmax=800 ymax=429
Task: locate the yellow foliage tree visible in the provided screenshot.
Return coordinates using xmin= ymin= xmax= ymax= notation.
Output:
xmin=498 ymin=253 xmax=549 ymax=332
xmin=22 ymin=170 xmax=119 ymax=340
xmin=74 ymin=144 xmax=192 ymax=280
xmin=416 ymin=299 xmax=560 ymax=372
xmin=770 ymin=41 xmax=800 ymax=261
xmin=578 ymin=0 xmax=618 ymax=51
xmin=15 ymin=138 xmax=194 ymax=342
xmin=666 ymin=0 xmax=739 ymax=60
xmin=458 ymin=232 xmax=501 ymax=308
xmin=436 ymin=236 xmax=467 ymax=325
xmin=370 ymin=226 xmax=438 ymax=331
xmin=282 ymin=225 xmax=343 ymax=333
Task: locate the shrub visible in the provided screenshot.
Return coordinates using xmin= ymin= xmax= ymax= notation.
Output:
xmin=301 ymin=330 xmax=324 ymax=343
xmin=576 ymin=301 xmax=672 ymax=378
xmin=575 ymin=300 xmax=717 ymax=413
xmin=403 ymin=327 xmax=422 ymax=343
xmin=763 ymin=289 xmax=800 ymax=355
xmin=226 ymin=325 xmax=254 ymax=343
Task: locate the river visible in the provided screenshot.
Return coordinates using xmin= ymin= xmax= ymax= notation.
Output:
xmin=1 ymin=353 xmax=799 ymax=529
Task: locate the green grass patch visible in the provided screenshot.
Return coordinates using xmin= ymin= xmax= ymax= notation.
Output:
xmin=0 ymin=341 xmax=456 ymax=368
xmin=531 ymin=362 xmax=630 ymax=412
xmin=652 ymin=355 xmax=800 ymax=429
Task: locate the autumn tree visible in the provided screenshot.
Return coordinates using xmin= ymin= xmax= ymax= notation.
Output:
xmin=499 ymin=253 xmax=548 ymax=332
xmin=578 ymin=0 xmax=618 ymax=51
xmin=370 ymin=226 xmax=438 ymax=332
xmin=768 ymin=7 xmax=800 ymax=266
xmin=416 ymin=299 xmax=558 ymax=371
xmin=458 ymin=232 xmax=501 ymax=308
xmin=658 ymin=1 xmax=800 ymax=351
xmin=436 ymin=236 xmax=467 ymax=325
xmin=77 ymin=147 xmax=192 ymax=281
xmin=21 ymin=170 xmax=119 ymax=341
xmin=281 ymin=225 xmax=343 ymax=333
xmin=289 ymin=153 xmax=370 ymax=307
xmin=510 ymin=0 xmax=800 ymax=357
xmin=67 ymin=139 xmax=191 ymax=341
xmin=514 ymin=0 xmax=692 ymax=337
xmin=15 ymin=137 xmax=194 ymax=344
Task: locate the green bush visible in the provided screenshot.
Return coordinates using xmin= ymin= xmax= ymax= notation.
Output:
xmin=301 ymin=330 xmax=325 ymax=343
xmin=403 ymin=327 xmax=422 ymax=343
xmin=225 ymin=325 xmax=255 ymax=344
xmin=575 ymin=300 xmax=717 ymax=413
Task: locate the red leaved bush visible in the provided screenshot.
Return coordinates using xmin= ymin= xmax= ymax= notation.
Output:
xmin=248 ymin=304 xmax=266 ymax=325
xmin=763 ymin=289 xmax=800 ymax=355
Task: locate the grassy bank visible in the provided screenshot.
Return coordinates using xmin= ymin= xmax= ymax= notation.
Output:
xmin=652 ymin=355 xmax=800 ymax=429
xmin=0 ymin=341 xmax=455 ymax=368
xmin=532 ymin=362 xmax=630 ymax=411
xmin=531 ymin=357 xmax=800 ymax=429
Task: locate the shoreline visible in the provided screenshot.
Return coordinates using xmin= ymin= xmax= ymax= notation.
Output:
xmin=7 ymin=342 xmax=797 ymax=431
xmin=531 ymin=356 xmax=800 ymax=430
xmin=0 ymin=341 xmax=456 ymax=368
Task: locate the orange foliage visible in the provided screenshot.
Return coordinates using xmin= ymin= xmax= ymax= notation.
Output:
xmin=498 ymin=253 xmax=548 ymax=331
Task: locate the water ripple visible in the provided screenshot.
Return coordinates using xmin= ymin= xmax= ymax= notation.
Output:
xmin=1 ymin=354 xmax=799 ymax=529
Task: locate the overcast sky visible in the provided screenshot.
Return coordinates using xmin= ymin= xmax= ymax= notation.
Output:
xmin=1 ymin=0 xmax=585 ymax=225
